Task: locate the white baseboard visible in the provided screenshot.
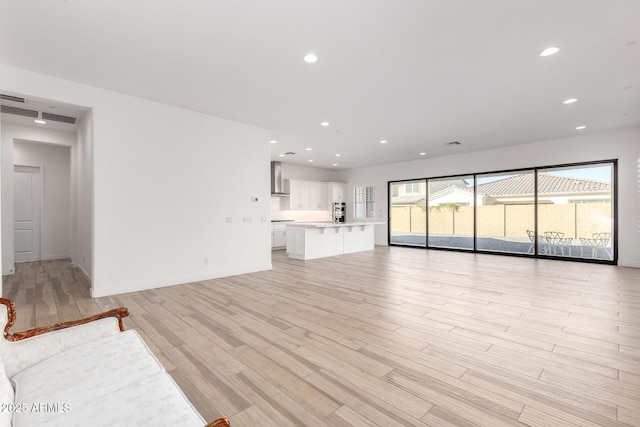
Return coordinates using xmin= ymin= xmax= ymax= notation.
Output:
xmin=72 ymin=264 xmax=92 ymax=285
xmin=618 ymin=259 xmax=640 ymax=268
xmin=91 ymin=263 xmax=273 ymax=298
xmin=41 ymin=255 xmax=71 ymax=261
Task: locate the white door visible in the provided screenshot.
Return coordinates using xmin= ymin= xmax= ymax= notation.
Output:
xmin=14 ymin=165 xmax=42 ymax=262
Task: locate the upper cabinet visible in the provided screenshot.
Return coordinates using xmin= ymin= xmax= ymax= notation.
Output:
xmin=284 ymin=180 xmax=346 ymax=210
xmin=286 ymin=179 xmax=329 ymax=210
xmin=328 ymin=182 xmax=347 ymax=203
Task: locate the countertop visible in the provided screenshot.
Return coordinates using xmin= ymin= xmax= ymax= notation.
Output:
xmin=285 ymin=221 xmax=385 ymax=228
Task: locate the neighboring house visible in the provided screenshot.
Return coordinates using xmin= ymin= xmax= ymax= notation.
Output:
xmin=476 ymin=173 xmax=611 ymax=205
xmin=391 ymin=179 xmax=469 ymax=206
xmin=391 ymin=173 xmax=611 ymax=208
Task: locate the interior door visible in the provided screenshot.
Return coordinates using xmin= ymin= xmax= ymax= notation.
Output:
xmin=14 ymin=165 xmax=42 ymax=262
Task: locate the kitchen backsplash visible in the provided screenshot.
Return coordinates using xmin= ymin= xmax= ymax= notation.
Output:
xmin=271 ymin=197 xmax=332 ymax=222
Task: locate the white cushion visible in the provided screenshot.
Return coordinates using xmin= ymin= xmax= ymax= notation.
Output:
xmin=32 ymin=372 xmax=206 ymax=427
xmin=0 ymin=362 xmax=14 ymax=427
xmin=0 ymin=305 xmax=121 ymax=378
xmin=11 ymin=330 xmax=165 ymax=427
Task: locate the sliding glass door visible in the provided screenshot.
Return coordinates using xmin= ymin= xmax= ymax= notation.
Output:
xmin=388 ymin=160 xmax=616 ymax=264
xmin=427 ymin=175 xmax=474 ymax=250
xmin=476 ymin=171 xmax=535 ymax=254
xmin=537 ymin=163 xmax=614 ymax=260
xmin=389 ymin=180 xmax=426 ymax=246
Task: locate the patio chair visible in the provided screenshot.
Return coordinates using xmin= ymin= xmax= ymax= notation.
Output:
xmin=580 ymin=232 xmax=612 ymax=259
xmin=526 ymin=230 xmax=536 ymax=254
xmin=543 ymin=231 xmax=564 ymax=255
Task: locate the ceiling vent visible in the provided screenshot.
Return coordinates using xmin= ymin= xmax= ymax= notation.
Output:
xmin=0 ymin=105 xmax=38 ymax=118
xmin=446 ymin=141 xmax=461 ymax=146
xmin=0 ymin=94 xmax=26 ymax=103
xmin=42 ymin=112 xmax=77 ymax=124
xmin=284 ymin=152 xmax=296 ymax=155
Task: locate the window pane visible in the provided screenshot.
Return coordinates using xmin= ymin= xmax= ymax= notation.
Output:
xmin=476 ymin=171 xmax=535 ymax=254
xmin=354 ymin=185 xmax=376 ymax=219
xmin=427 ymin=175 xmax=474 ymax=250
xmin=390 ymin=180 xmax=426 ymax=246
xmin=537 ymin=164 xmax=614 ymax=260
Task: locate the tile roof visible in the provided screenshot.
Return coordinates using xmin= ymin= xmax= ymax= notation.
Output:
xmin=476 ymin=173 xmax=610 ymax=196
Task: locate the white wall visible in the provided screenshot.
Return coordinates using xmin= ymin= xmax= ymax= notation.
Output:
xmin=280 ymin=163 xmax=338 ymax=182
xmin=1 ymin=64 xmax=272 ymax=297
xmin=1 ymin=122 xmax=76 ymax=275
xmin=337 ymin=127 xmax=640 ymax=268
xmin=74 ymin=111 xmax=93 ymax=279
xmin=14 ymin=140 xmax=71 ymax=261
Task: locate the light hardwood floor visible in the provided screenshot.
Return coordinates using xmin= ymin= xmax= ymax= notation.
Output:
xmin=3 ymin=247 xmax=640 ymax=426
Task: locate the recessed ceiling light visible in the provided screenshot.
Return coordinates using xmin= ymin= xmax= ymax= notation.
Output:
xmin=419 ymin=152 xmax=426 ymax=156
xmin=34 ymin=119 xmax=46 ymax=124
xmin=539 ymin=46 xmax=560 ymax=57
xmin=308 ymin=159 xmax=314 ymax=162
xmin=380 ymin=140 xmax=388 ymax=144
xmin=306 ymin=147 xmax=312 ymax=151
xmin=279 ymin=154 xmax=285 ymax=157
xmin=335 ymin=154 xmax=341 ymax=157
xmin=563 ymin=98 xmax=578 ymax=104
xmin=320 ymin=121 xmax=329 ymax=127
xmin=270 ymin=140 xmax=277 ymax=144
xmin=575 ymin=125 xmax=586 ymax=130
xmin=332 ymin=163 xmax=338 ymax=166
xmin=304 ymin=53 xmax=318 ymax=63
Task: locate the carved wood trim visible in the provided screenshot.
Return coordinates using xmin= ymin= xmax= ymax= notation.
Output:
xmin=0 ymin=297 xmax=129 ymax=342
xmin=205 ymin=418 xmax=231 ymax=427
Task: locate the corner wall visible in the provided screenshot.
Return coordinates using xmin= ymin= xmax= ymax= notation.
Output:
xmin=75 ymin=110 xmax=93 ymax=279
xmin=337 ymin=127 xmax=640 ymax=268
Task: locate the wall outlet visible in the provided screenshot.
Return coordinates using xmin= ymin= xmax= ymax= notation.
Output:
xmin=203 ymin=258 xmax=208 ymax=265
xmin=226 ymin=217 xmax=232 ymax=223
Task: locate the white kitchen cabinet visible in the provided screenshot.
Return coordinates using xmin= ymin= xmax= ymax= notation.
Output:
xmin=310 ymin=181 xmax=328 ymax=210
xmin=271 ymin=223 xmax=287 ymax=249
xmin=286 ymin=179 xmax=328 ymax=210
xmin=287 ymin=180 xmax=304 ymax=209
xmin=328 ymin=182 xmax=347 ymax=203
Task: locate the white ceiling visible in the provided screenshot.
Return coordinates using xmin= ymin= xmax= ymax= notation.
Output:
xmin=0 ymin=0 xmax=638 ymax=169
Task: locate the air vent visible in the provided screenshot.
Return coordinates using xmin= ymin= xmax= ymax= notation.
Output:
xmin=446 ymin=141 xmax=461 ymax=145
xmin=42 ymin=112 xmax=77 ymax=124
xmin=284 ymin=152 xmax=296 ymax=155
xmin=0 ymin=105 xmax=38 ymax=118
xmin=0 ymin=94 xmax=25 ymax=103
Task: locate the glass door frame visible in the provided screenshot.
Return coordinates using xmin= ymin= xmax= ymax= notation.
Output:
xmin=387 ymin=159 xmax=618 ymax=265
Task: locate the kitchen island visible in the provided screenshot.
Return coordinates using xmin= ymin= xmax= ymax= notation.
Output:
xmin=285 ymin=222 xmax=385 ymax=260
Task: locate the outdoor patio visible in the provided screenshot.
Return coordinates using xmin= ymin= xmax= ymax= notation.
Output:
xmin=390 ymin=234 xmax=613 ymax=260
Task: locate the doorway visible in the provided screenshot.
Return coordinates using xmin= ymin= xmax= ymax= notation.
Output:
xmin=13 ymin=165 xmax=42 ymax=262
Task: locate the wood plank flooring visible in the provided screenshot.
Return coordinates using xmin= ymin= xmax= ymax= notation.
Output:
xmin=3 ymin=247 xmax=640 ymax=426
